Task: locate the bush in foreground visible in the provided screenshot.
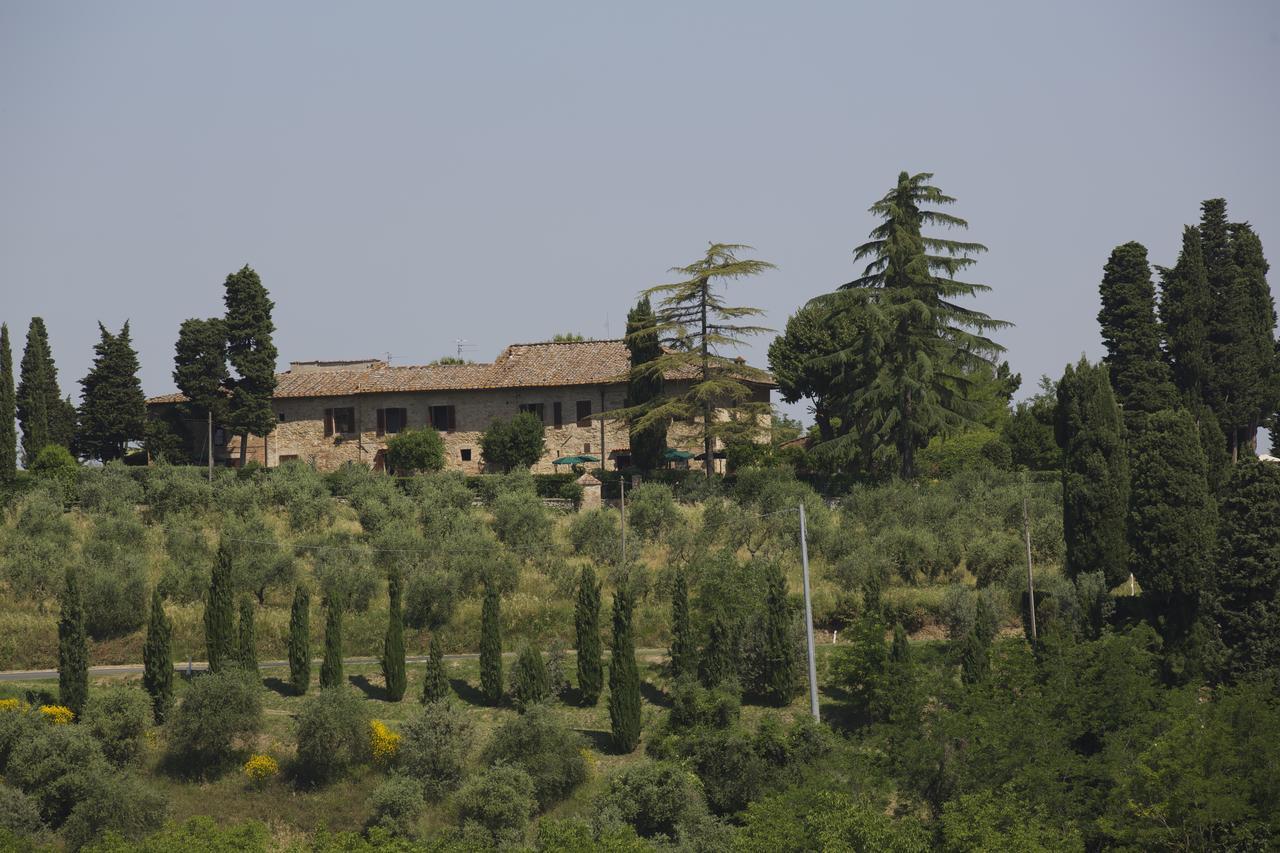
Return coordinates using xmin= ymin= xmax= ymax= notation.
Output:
xmin=398 ymin=701 xmax=474 ymax=801
xmin=294 ymin=688 xmax=372 ymax=786
xmin=454 ymin=764 xmax=537 ymax=848
xmin=83 ymin=687 xmax=151 ymax=766
xmin=167 ymin=670 xmax=262 ymax=776
xmin=481 ymin=705 xmax=587 ymax=811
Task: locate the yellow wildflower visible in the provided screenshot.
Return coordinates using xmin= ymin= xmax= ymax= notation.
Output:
xmin=39 ymin=705 xmax=74 ymax=725
xmin=370 ymin=719 xmax=400 ymax=766
xmin=0 ymin=698 xmax=26 ymax=713
xmin=243 ymin=754 xmax=279 ymax=788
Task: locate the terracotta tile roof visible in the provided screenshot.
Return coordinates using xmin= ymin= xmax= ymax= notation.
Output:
xmin=147 ymin=339 xmax=769 ymax=404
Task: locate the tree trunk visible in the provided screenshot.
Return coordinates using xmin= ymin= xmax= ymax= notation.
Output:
xmin=239 ymin=431 xmax=248 ymax=466
xmin=207 ymin=411 xmax=213 ymax=482
xmin=815 ymin=409 xmax=834 ymax=443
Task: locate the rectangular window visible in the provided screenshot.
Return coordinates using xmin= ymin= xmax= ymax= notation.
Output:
xmin=327 ymin=407 xmax=355 ymax=435
xmin=277 ymin=412 xmax=287 ymax=423
xmin=279 ymin=454 xmax=299 ymax=463
xmin=576 ymin=400 xmax=592 ymax=426
xmin=519 ymin=402 xmax=545 ymax=423
xmin=428 ymin=405 xmax=456 ymax=432
xmin=460 ymin=448 xmax=472 ymax=462
xmin=584 ymin=443 xmax=591 ymax=454
xmin=553 ymin=401 xmax=563 ymax=429
xmin=377 ymin=407 xmax=408 ymax=436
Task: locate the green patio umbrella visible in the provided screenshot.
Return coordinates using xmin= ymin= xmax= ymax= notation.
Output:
xmin=662 ymin=448 xmax=695 ymax=461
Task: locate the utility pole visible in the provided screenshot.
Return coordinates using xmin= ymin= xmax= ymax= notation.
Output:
xmin=798 ymin=502 xmax=820 ymax=721
xmin=207 ymin=410 xmax=213 ymax=483
xmin=1022 ymin=473 xmax=1037 ymax=642
xmin=619 ymin=476 xmax=626 ymax=565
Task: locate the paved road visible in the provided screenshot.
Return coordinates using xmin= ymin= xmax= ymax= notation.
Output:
xmin=0 ymin=649 xmax=669 ymax=682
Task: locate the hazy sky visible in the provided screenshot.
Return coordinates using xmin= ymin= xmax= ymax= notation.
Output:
xmin=2 ymin=2 xmax=1278 ymax=429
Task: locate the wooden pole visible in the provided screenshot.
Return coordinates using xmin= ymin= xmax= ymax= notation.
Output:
xmin=1023 ymin=473 xmax=1037 ymax=642
xmin=799 ymin=502 xmax=820 ymax=721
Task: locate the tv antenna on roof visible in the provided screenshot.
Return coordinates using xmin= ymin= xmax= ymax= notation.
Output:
xmin=383 ymin=352 xmax=403 ymax=365
xmin=455 ymin=339 xmax=477 ymax=359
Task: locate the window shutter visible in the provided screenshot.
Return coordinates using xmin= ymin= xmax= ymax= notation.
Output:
xmin=323 ymin=409 xmax=334 ymax=437
xmin=447 ymin=406 xmax=457 ymax=432
xmin=553 ymin=402 xmax=563 ymax=428
xmin=376 ymin=408 xmax=386 ymax=436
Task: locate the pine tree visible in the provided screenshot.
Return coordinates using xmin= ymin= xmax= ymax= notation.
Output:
xmin=204 ymin=542 xmax=235 ymax=673
xmin=222 ymin=266 xmax=278 ymax=465
xmin=1055 ymin=358 xmax=1130 ymax=587
xmin=1159 ymin=226 xmax=1213 ymax=402
xmin=479 ymin=582 xmax=503 ymax=705
xmin=761 ymin=561 xmax=795 ymax=706
xmin=173 ymin=317 xmax=228 ymax=474
xmin=288 ymin=584 xmax=311 ymax=695
xmin=320 ymin=594 xmax=345 ymax=689
xmin=76 ymin=321 xmax=147 ymax=461
xmin=382 ymin=571 xmax=407 ymax=701
xmin=973 ymin=593 xmax=999 ymax=648
xmin=668 ymin=566 xmax=696 ymax=681
xmin=1128 ymin=408 xmax=1216 ymax=669
xmin=1211 ymin=459 xmax=1280 ymax=679
xmin=510 ymin=644 xmax=550 ymax=711
xmin=622 ymin=243 xmax=775 ymax=478
xmin=831 ymin=172 xmax=1009 ymax=478
xmin=607 ymin=584 xmax=641 ymax=753
xmin=0 ymin=324 xmax=15 ymax=482
xmin=143 ymin=586 xmax=173 ymax=723
xmin=574 ymin=567 xmax=602 ymax=706
xmin=421 ymin=634 xmax=450 ymax=703
xmin=1098 ymin=242 xmax=1176 ymax=422
xmin=236 ymin=597 xmax=258 ymax=673
xmin=624 ymin=296 xmax=666 ymax=471
xmin=58 ymin=565 xmax=89 ymax=717
xmin=699 ymin=609 xmax=736 ymax=689
xmin=16 ymin=317 xmax=74 ymax=463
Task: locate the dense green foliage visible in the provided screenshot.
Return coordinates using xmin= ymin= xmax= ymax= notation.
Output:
xmin=0 ymin=324 xmax=15 ymax=483
xmin=385 ymin=428 xmax=445 ymax=475
xmin=16 ymin=317 xmax=76 ymax=465
xmin=479 ymin=582 xmax=503 ymax=705
xmin=509 ymin=644 xmax=550 ymax=711
xmin=398 ymin=700 xmax=474 ymax=801
xmin=57 ymin=565 xmax=88 ymax=717
xmin=235 ymin=596 xmax=258 ymax=672
xmin=481 ymin=704 xmax=587 ymax=809
xmin=203 ymin=543 xmax=235 ymax=673
xmin=1212 ymin=459 xmax=1280 ymax=679
xmin=288 ymin=584 xmax=311 ymax=695
xmin=76 ymin=321 xmax=147 ymax=462
xmin=608 ymin=584 xmax=641 ymax=753
xmin=294 ymin=688 xmax=372 ymax=785
xmin=1097 ymin=242 xmax=1177 ymax=421
xmin=382 ymin=572 xmax=407 ymax=701
xmin=320 ymin=594 xmax=344 ymax=689
xmin=573 ymin=567 xmax=602 ymax=705
xmin=479 ymin=413 xmax=545 ymax=473
xmin=167 ymin=669 xmax=262 ymax=775
xmin=624 ymin=296 xmax=666 ymax=472
xmin=668 ymin=566 xmax=695 ymax=681
xmin=221 ymin=265 xmax=279 ymax=464
xmin=421 ymin=634 xmax=449 ymax=704
xmin=142 ymin=587 xmax=173 ymax=723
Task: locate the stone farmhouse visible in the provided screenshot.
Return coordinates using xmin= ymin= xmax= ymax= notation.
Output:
xmin=146 ymin=339 xmax=772 ymax=474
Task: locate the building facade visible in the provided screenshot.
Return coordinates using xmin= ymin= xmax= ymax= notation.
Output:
xmin=147 ymin=339 xmax=771 ymax=474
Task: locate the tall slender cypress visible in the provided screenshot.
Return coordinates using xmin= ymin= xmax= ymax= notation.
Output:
xmin=479 ymin=582 xmax=503 ymax=705
xmin=1098 ymin=242 xmax=1176 ymax=422
xmin=699 ymin=609 xmax=736 ymax=689
xmin=143 ymin=587 xmax=173 ymax=723
xmin=973 ymin=594 xmax=999 ymax=648
xmin=236 ymin=597 xmax=258 ymax=673
xmin=421 ymin=634 xmax=450 ymax=704
xmin=890 ymin=622 xmax=911 ymax=665
xmin=16 ymin=317 xmax=59 ymax=462
xmin=1228 ymin=223 xmax=1278 ymax=455
xmin=668 ymin=566 xmax=696 ymax=681
xmin=1055 ymin=358 xmax=1130 ymax=587
xmin=607 ymin=584 xmax=641 ymax=753
xmin=624 ymin=296 xmax=666 ymax=471
xmin=1201 ymin=199 xmax=1254 ymax=461
xmin=288 ymin=584 xmax=311 ymax=695
xmin=222 ymin=266 xmax=278 ymax=465
xmin=320 ymin=594 xmax=344 ymax=689
xmin=204 ymin=542 xmax=235 ymax=673
xmin=1213 ymin=459 xmax=1280 ymax=679
xmin=1159 ymin=226 xmax=1213 ymax=403
xmin=959 ymin=625 xmax=989 ymax=685
xmin=0 ymin=324 xmax=15 ymax=482
xmin=58 ymin=566 xmax=88 ymax=717
xmin=382 ymin=571 xmax=407 ymax=701
xmin=761 ymin=561 xmax=795 ymax=706
xmin=574 ymin=567 xmax=603 ymax=705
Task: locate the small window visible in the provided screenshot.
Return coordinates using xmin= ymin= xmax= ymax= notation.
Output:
xmin=584 ymin=443 xmax=591 ymax=454
xmin=460 ymin=448 xmax=472 ymax=462
xmin=429 ymin=405 xmax=456 ymax=432
xmin=576 ymin=400 xmax=592 ymax=426
xmin=553 ymin=401 xmax=563 ymax=429
xmin=327 ymin=407 xmax=355 ymax=435
xmin=519 ymin=402 xmax=546 ymax=423
xmin=277 ymin=412 xmax=287 ymax=423
xmin=377 ymin=407 xmax=408 ymax=436
xmin=279 ymin=454 xmax=299 ymax=463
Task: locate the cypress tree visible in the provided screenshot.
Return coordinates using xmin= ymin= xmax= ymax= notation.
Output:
xmin=761 ymin=561 xmax=795 ymax=706
xmin=58 ymin=565 xmax=88 ymax=717
xmin=222 ymin=266 xmax=279 ymax=465
xmin=382 ymin=571 xmax=407 ymax=701
xmin=890 ymin=622 xmax=911 ymax=665
xmin=1198 ymin=405 xmax=1230 ymax=496
xmin=624 ymin=296 xmax=666 ymax=472
xmin=204 ymin=542 xmax=235 ymax=673
xmin=881 ymin=622 xmax=918 ymax=725
xmin=668 ymin=566 xmax=696 ymax=681
xmin=1098 ymin=242 xmax=1176 ymax=422
xmin=235 ymin=597 xmax=258 ymax=674
xmin=421 ymin=634 xmax=450 ymax=704
xmin=1159 ymin=226 xmax=1213 ymax=402
xmin=76 ymin=321 xmax=147 ymax=462
xmin=1055 ymin=358 xmax=1130 ymax=587
xmin=1212 ymin=459 xmax=1280 ymax=679
xmin=173 ymin=317 xmax=229 ymax=473
xmin=574 ymin=567 xmax=603 ymax=706
xmin=142 ymin=586 xmax=173 ymax=723
xmin=1201 ymin=199 xmax=1256 ymax=461
xmin=607 ymin=584 xmax=641 ymax=753
xmin=320 ymin=594 xmax=345 ymax=689
xmin=973 ymin=594 xmax=999 ymax=648
xmin=959 ymin=625 xmax=989 ymax=685
xmin=288 ymin=584 xmax=311 ymax=695
xmin=510 ymin=644 xmax=550 ymax=711
xmin=1228 ymin=223 xmax=1278 ymax=456
xmin=0 ymin=324 xmax=15 ymax=482
xmin=699 ymin=609 xmax=736 ymax=689
xmin=16 ymin=317 xmax=73 ymax=462
xmin=479 ymin=582 xmax=503 ymax=705
xmin=1128 ymin=408 xmax=1217 ymax=670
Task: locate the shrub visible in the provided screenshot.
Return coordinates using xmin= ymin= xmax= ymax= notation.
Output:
xmin=967 ymin=530 xmax=1024 ymax=587
xmin=385 ymin=428 xmax=446 ymax=474
xmin=508 ymin=644 xmax=550 ymax=711
xmin=82 ymin=687 xmax=150 ymax=766
xmin=479 ymin=413 xmax=545 ymax=473
xmin=158 ymin=514 xmax=214 ymax=603
xmin=370 ymin=720 xmax=400 ymax=766
xmin=667 ymin=677 xmax=741 ymax=732
xmin=294 ymin=688 xmax=372 ymax=786
xmin=367 ymin=774 xmax=425 ymax=838
xmin=398 ymin=701 xmax=474 ymax=801
xmin=454 ymin=764 xmax=537 ymax=848
xmin=243 ymin=754 xmax=279 ymax=789
xmin=80 ymin=513 xmax=149 ymax=639
xmin=77 ymin=462 xmax=143 ymax=514
xmin=480 ymin=705 xmax=587 ymax=810
xmin=595 ymin=761 xmax=707 ymax=839
xmin=0 ymin=783 xmax=44 ymax=837
xmin=265 ymin=460 xmax=331 ymax=531
xmin=569 ymin=508 xmax=620 ymax=565
xmin=1 ymin=485 xmax=74 ymax=603
xmin=39 ymin=704 xmax=75 ymax=725
xmin=626 ymin=483 xmax=680 ymax=543
xmin=0 ymin=702 xmax=39 ymax=773
xmin=168 ymin=669 xmax=262 ymax=775
xmin=143 ymin=461 xmax=212 ymax=519
xmin=681 ymin=726 xmax=769 ymax=816
xmin=7 ymin=722 xmax=109 ymax=827
xmin=490 ymin=489 xmax=551 ymax=556
xmin=61 ymin=771 xmax=167 ymax=850
xmin=30 ymin=445 xmax=78 ymax=501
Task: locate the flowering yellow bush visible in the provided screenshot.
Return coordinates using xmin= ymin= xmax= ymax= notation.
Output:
xmin=39 ymin=705 xmax=74 ymax=725
xmin=0 ymin=698 xmax=26 ymax=713
xmin=370 ymin=720 xmax=400 ymax=766
xmin=243 ymin=754 xmax=279 ymax=787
